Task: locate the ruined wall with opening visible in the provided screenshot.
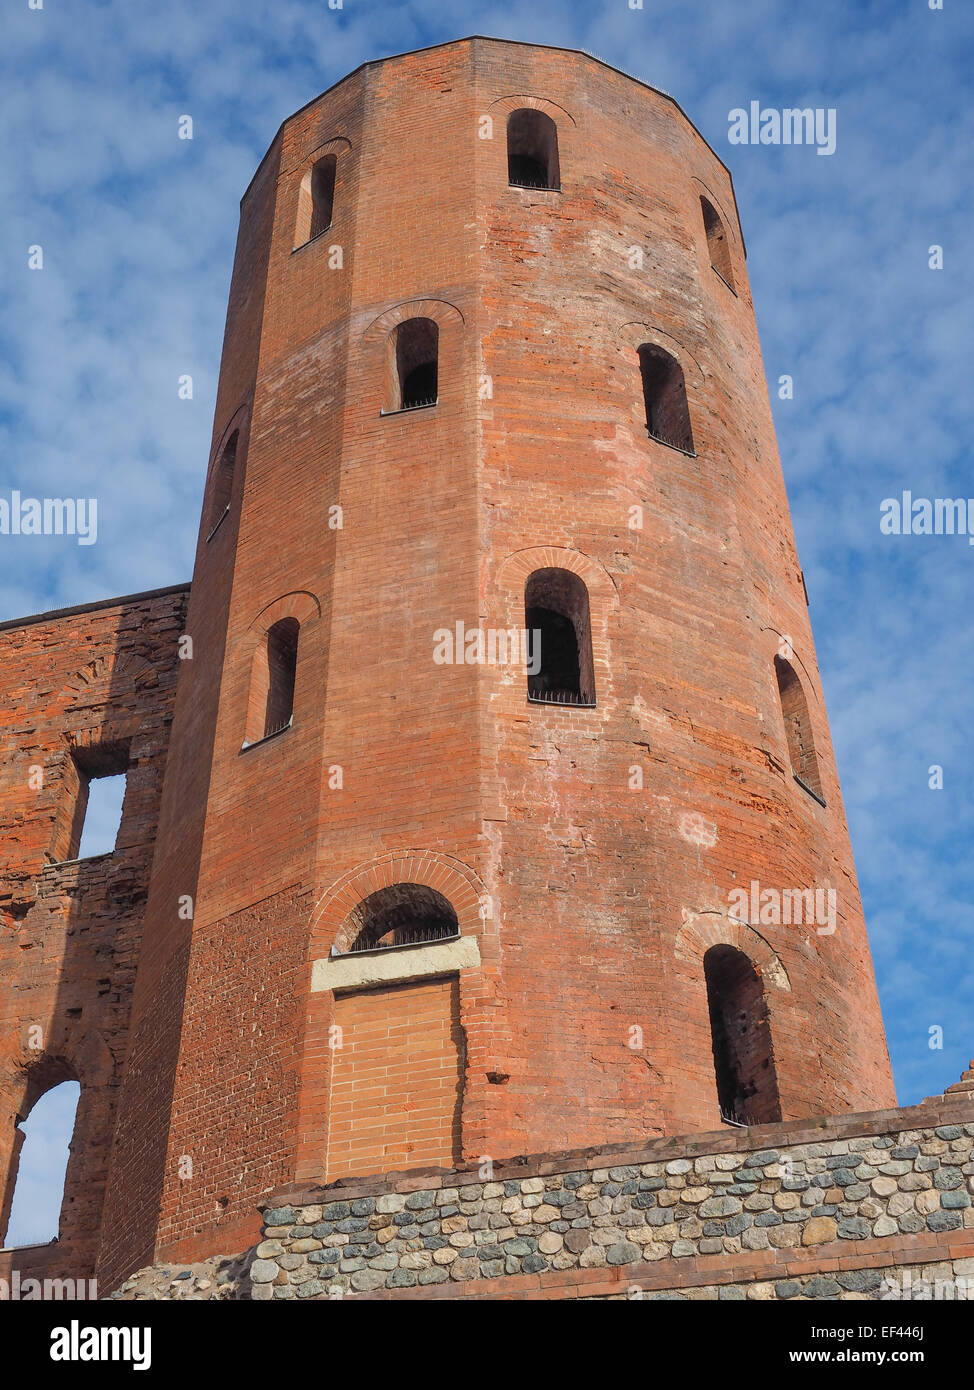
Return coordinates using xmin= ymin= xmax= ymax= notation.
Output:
xmin=0 ymin=585 xmax=189 ymax=1283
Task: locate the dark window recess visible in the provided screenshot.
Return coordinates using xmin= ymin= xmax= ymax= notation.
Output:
xmin=206 ymin=430 xmax=238 ymax=538
xmin=638 ymin=344 xmax=695 ymax=453
xmin=507 ymin=108 xmax=560 ymax=190
xmin=704 ymin=945 xmax=781 ymax=1126
xmin=310 ymin=154 xmax=337 ymax=239
xmin=774 ymin=655 xmax=824 ymax=800
xmin=700 ymin=195 xmax=735 ymax=291
xmin=344 ymin=883 xmax=459 ymax=954
xmin=263 ymin=618 xmax=299 ymax=738
xmin=393 ymin=317 xmax=439 ymax=410
xmin=524 ymin=567 xmax=596 ymax=707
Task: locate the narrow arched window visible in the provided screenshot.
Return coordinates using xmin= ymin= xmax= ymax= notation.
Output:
xmin=507 ymin=109 xmax=560 ymax=190
xmin=3 ymin=1072 xmax=80 ymax=1249
xmin=774 ymin=655 xmax=824 ymax=801
xmin=263 ymin=619 xmax=298 ymax=737
xmin=295 ymin=154 xmax=337 ymax=246
xmin=244 ymin=618 xmax=299 ymax=745
xmin=700 ymin=196 xmax=735 ymax=291
xmin=390 ymin=317 xmax=438 ymax=411
xmin=206 ymin=430 xmax=238 ymax=539
xmin=344 ymin=883 xmax=459 ymax=954
xmin=524 ymin=568 xmax=595 ymax=707
xmin=638 ymin=345 xmax=694 ymax=454
xmin=704 ymin=945 xmax=781 ymax=1126
xmin=310 ymin=155 xmax=337 ymax=239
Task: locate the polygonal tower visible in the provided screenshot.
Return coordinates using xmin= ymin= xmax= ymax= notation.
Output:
xmin=96 ymin=37 xmax=894 ymax=1287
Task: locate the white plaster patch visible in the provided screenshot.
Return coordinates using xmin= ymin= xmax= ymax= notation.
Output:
xmin=678 ymin=811 xmax=718 ymax=848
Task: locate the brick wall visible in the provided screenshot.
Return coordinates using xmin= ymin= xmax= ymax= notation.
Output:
xmin=0 ymin=586 xmax=188 ymax=1282
xmin=328 ymin=977 xmax=463 ymax=1180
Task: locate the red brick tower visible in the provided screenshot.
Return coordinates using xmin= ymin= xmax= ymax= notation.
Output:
xmin=94 ymin=38 xmax=895 ymax=1286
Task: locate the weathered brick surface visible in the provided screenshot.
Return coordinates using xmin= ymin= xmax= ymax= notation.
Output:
xmin=0 ymin=586 xmax=188 ymax=1282
xmin=328 ymin=978 xmax=463 ymax=1180
xmin=2 ymin=39 xmax=901 ymax=1294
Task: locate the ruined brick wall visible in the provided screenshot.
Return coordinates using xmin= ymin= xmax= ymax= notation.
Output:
xmin=0 ymin=585 xmax=189 ymax=1283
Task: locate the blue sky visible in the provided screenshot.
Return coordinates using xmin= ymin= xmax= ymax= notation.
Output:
xmin=1 ymin=0 xmax=971 ymax=1242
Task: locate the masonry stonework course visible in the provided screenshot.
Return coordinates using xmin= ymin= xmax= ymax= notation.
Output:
xmin=0 ymin=39 xmax=947 ymax=1301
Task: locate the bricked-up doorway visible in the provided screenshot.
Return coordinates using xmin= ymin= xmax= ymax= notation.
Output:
xmin=327 ymin=977 xmax=464 ymax=1181
xmin=704 ymin=945 xmax=781 ymax=1126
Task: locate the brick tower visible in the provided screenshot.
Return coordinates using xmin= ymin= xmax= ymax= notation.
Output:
xmin=0 ymin=38 xmax=897 ymax=1294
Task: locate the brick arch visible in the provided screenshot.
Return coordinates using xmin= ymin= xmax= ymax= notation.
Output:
xmin=618 ymin=321 xmax=704 ymax=390
xmin=486 ymin=94 xmax=577 ymax=126
xmin=305 ymin=135 xmax=351 ymax=165
xmin=760 ymin=626 xmax=822 ymax=709
xmin=245 ymin=590 xmax=321 ymax=643
xmin=310 ymin=850 xmax=486 ymax=957
xmin=206 ymin=402 xmax=250 ymax=485
xmin=690 ymin=176 xmax=743 ymax=258
xmin=493 ymin=545 xmax=618 ymax=603
xmin=674 ymin=911 xmax=791 ymax=992
xmin=282 ymin=135 xmax=352 ymax=181
xmin=0 ymin=1030 xmax=114 ymax=1258
xmin=361 ymin=298 xmax=465 ymax=344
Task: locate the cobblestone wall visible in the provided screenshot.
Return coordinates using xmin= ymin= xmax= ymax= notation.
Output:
xmin=247 ymin=1097 xmax=974 ymax=1300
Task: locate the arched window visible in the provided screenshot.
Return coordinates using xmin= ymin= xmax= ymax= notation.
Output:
xmin=295 ymin=154 xmax=337 ymax=246
xmin=244 ymin=618 xmax=299 ymax=745
xmin=206 ymin=430 xmax=238 ymax=540
xmin=638 ymin=344 xmax=695 ymax=454
xmin=524 ymin=568 xmax=595 ymax=707
xmin=2 ymin=1069 xmax=80 ymax=1249
xmin=774 ymin=655 xmax=824 ymax=801
xmin=344 ymin=883 xmax=459 ymax=954
xmin=507 ymin=109 xmax=560 ymax=190
xmin=700 ymin=195 xmax=735 ymax=291
xmin=704 ymin=945 xmax=781 ymax=1126
xmin=389 ymin=317 xmax=439 ymax=411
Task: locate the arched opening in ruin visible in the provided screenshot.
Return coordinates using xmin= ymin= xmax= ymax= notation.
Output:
xmin=295 ymin=153 xmax=337 ymax=245
xmin=637 ymin=344 xmax=695 ymax=454
xmin=390 ymin=317 xmax=439 ymax=411
xmin=206 ymin=430 xmax=238 ymax=539
xmin=774 ymin=655 xmax=824 ymax=800
xmin=700 ymin=195 xmax=735 ymax=291
xmin=704 ymin=944 xmax=781 ymax=1126
xmin=2 ymin=1065 xmax=80 ymax=1250
xmin=245 ymin=617 xmax=299 ymax=745
xmin=524 ymin=567 xmax=596 ymax=707
xmin=344 ymin=883 xmax=459 ymax=954
xmin=507 ymin=108 xmax=560 ymax=190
